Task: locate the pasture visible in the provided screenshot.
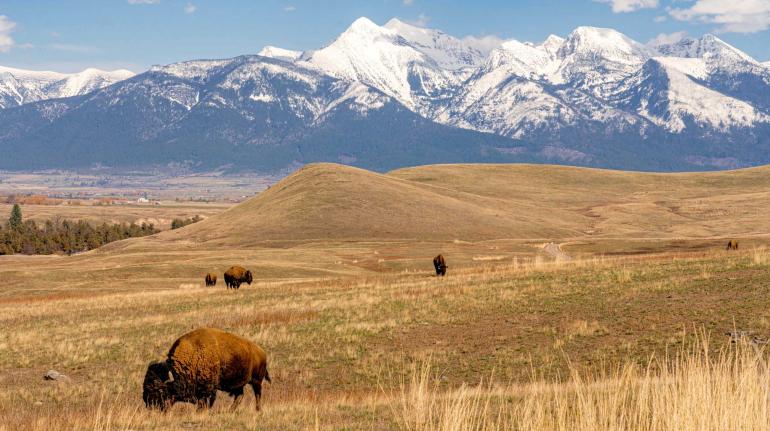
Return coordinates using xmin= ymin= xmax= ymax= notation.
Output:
xmin=2 ymin=162 xmax=770 ymax=430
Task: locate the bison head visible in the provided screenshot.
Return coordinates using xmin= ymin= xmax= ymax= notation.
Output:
xmin=143 ymin=361 xmax=175 ymax=410
xmin=245 ymin=270 xmax=253 ymax=285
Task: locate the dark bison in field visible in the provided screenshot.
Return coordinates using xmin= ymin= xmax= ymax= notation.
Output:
xmin=726 ymin=240 xmax=739 ymax=251
xmin=433 ymin=254 xmax=447 ymax=276
xmin=224 ymin=266 xmax=253 ymax=289
xmin=143 ymin=327 xmax=271 ymax=411
xmin=204 ymin=273 xmax=217 ymax=287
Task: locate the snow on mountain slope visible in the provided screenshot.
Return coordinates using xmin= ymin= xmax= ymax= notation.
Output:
xmin=613 ymin=58 xmax=766 ymax=133
xmin=486 ymin=40 xmax=559 ymax=80
xmin=0 ymin=65 xmax=134 ymax=108
xmin=654 ymin=34 xmax=766 ymax=77
xmin=302 ymin=17 xmax=460 ymax=111
xmin=652 ymin=57 xmax=708 ymax=80
xmin=138 ymin=55 xmax=391 ymax=121
xmin=258 ymin=46 xmax=303 ymax=61
xmin=150 ymin=59 xmax=234 ymax=82
xmin=556 ymin=26 xmax=653 ymax=90
xmin=439 ymin=78 xmax=576 ymax=138
xmin=538 ymin=35 xmax=565 ymax=57
xmin=49 ymin=68 xmax=135 ymax=98
xmin=383 ymin=18 xmax=499 ymax=69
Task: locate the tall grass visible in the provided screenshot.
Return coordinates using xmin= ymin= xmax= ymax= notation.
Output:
xmin=395 ymin=338 xmax=770 ymax=431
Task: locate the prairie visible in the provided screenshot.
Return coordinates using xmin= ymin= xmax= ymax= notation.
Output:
xmin=2 ymin=163 xmax=769 ymax=430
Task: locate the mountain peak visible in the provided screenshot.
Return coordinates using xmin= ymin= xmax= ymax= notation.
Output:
xmin=560 ymin=26 xmax=651 ymax=63
xmin=347 ymin=17 xmax=387 ymax=35
xmin=258 ymin=46 xmax=303 ymax=62
xmin=655 ymin=34 xmax=756 ymax=64
xmin=539 ymin=35 xmax=565 ymax=56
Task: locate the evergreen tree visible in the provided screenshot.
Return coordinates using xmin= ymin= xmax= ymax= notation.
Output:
xmin=9 ymin=204 xmax=22 ymax=231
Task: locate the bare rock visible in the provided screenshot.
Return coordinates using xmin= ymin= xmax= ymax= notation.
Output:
xmin=43 ymin=370 xmax=70 ymax=381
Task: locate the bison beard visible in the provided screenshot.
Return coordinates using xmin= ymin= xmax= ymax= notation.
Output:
xmin=142 ymin=361 xmax=175 ymax=411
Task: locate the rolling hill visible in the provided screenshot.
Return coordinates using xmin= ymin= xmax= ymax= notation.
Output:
xmin=149 ymin=162 xmax=770 ymax=246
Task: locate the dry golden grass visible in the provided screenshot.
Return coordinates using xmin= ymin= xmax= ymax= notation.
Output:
xmin=5 ymin=162 xmax=770 ymax=429
xmin=396 ymin=338 xmax=770 ymax=431
xmin=2 ymin=250 xmax=770 ymax=430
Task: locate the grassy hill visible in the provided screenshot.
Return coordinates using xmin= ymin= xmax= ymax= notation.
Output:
xmin=155 ymin=162 xmax=770 ymax=246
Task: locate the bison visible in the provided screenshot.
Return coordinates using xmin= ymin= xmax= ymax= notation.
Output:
xmin=224 ymin=266 xmax=253 ymax=289
xmin=726 ymin=240 xmax=739 ymax=251
xmin=204 ymin=273 xmax=217 ymax=287
xmin=433 ymin=254 xmax=447 ymax=276
xmin=143 ymin=327 xmax=271 ymax=412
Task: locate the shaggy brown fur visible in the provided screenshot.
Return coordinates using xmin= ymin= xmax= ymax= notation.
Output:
xmin=224 ymin=266 xmax=253 ymax=289
xmin=204 ymin=273 xmax=217 ymax=287
xmin=727 ymin=240 xmax=739 ymax=251
xmin=142 ymin=328 xmax=271 ymax=412
xmin=433 ymin=254 xmax=447 ymax=276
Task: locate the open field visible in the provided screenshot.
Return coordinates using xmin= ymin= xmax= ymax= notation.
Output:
xmin=0 ymin=170 xmax=278 ymax=201
xmin=2 ymin=250 xmax=770 ymax=430
xmin=0 ymin=201 xmax=231 ymax=231
xmin=3 ymin=163 xmax=770 ymax=429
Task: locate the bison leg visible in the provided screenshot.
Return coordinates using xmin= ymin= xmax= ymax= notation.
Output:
xmin=229 ymin=386 xmax=245 ymax=411
xmin=250 ymin=381 xmax=263 ymax=412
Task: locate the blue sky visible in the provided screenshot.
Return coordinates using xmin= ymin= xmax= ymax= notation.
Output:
xmin=0 ymin=0 xmax=768 ymax=73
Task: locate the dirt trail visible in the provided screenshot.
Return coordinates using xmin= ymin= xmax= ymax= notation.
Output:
xmin=543 ymin=242 xmax=572 ymax=261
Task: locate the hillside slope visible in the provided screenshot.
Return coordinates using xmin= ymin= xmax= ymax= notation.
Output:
xmin=160 ymin=163 xmax=577 ymax=244
xmin=151 ymin=162 xmax=770 ymax=246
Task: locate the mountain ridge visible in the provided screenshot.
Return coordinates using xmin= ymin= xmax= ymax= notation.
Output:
xmin=1 ymin=17 xmax=770 ymax=172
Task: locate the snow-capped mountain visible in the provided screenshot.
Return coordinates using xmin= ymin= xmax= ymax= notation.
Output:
xmin=257 ymin=46 xmax=303 ymax=62
xmin=0 ymin=66 xmax=134 ymax=108
xmin=2 ymin=17 xmax=770 ymax=172
xmin=299 ymin=17 xmax=493 ymax=114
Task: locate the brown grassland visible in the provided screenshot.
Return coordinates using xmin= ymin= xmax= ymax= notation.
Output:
xmin=2 ymin=163 xmax=770 ymax=430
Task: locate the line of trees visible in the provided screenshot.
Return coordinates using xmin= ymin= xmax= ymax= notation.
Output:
xmin=171 ymin=215 xmax=202 ymax=230
xmin=0 ymin=204 xmax=159 ymax=255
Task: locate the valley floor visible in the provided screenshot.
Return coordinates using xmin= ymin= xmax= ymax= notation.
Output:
xmin=2 ymin=245 xmax=769 ymax=430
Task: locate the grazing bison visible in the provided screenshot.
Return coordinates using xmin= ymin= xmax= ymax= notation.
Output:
xmin=224 ymin=266 xmax=253 ymax=289
xmin=143 ymin=328 xmax=271 ymax=412
xmin=204 ymin=273 xmax=217 ymax=287
xmin=726 ymin=240 xmax=739 ymax=251
xmin=433 ymin=254 xmax=447 ymax=276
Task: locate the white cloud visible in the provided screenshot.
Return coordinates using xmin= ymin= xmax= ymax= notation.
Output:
xmin=407 ymin=13 xmax=430 ymax=27
xmin=462 ymin=34 xmax=504 ymax=52
xmin=596 ymin=0 xmax=659 ymax=13
xmin=184 ymin=2 xmax=197 ymax=14
xmin=648 ymin=31 xmax=688 ymax=46
xmin=284 ymin=5 xmax=296 ymax=12
xmin=654 ymin=15 xmax=667 ymax=22
xmin=18 ymin=42 xmax=34 ymax=49
xmin=403 ymin=0 xmax=414 ymax=5
xmin=49 ymin=43 xmax=98 ymax=53
xmin=0 ymin=15 xmax=17 ymax=53
xmin=127 ymin=0 xmax=160 ymax=4
xmin=670 ymin=0 xmax=770 ymax=33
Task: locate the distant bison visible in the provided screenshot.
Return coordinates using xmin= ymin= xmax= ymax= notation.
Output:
xmin=204 ymin=273 xmax=217 ymax=287
xmin=433 ymin=254 xmax=447 ymax=276
xmin=726 ymin=240 xmax=739 ymax=251
xmin=143 ymin=327 xmax=271 ymax=412
xmin=224 ymin=266 xmax=253 ymax=289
